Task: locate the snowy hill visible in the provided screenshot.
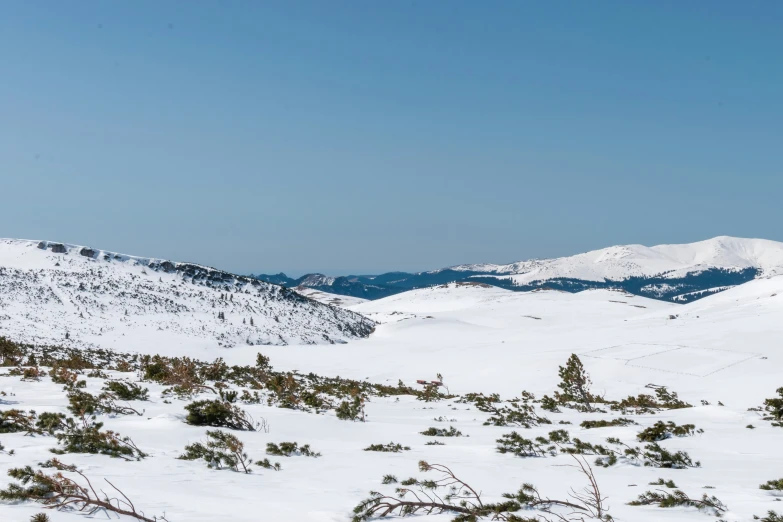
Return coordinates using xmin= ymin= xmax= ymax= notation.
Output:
xmin=292 ymin=286 xmax=368 ymax=308
xmin=254 ymin=236 xmax=783 ymax=304
xmin=452 ymin=235 xmax=783 ymax=281
xmin=1 ymin=265 xmax=782 ymax=522
xmin=0 ymin=239 xmax=374 ymax=352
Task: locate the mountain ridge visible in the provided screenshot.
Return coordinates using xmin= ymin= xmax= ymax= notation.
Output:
xmin=252 ymin=236 xmax=783 ymax=304
xmin=0 ymin=238 xmax=375 ymax=352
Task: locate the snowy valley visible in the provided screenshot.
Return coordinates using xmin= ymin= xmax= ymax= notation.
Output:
xmin=0 ymin=239 xmax=782 ymax=522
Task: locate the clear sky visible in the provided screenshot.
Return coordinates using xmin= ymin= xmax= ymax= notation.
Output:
xmin=2 ymin=1 xmax=781 ymax=275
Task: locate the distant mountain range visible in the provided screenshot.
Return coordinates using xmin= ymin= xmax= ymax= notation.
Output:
xmin=251 ymin=236 xmax=783 ymax=304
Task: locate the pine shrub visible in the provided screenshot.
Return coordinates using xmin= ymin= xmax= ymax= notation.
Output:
xmin=184 ymin=399 xmax=256 ymax=431
xmin=266 ymin=441 xmax=321 ymax=457
xmin=179 ymin=430 xmax=253 ymax=473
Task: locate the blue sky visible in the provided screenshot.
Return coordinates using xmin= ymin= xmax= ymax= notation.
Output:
xmin=2 ymin=1 xmax=781 ymax=275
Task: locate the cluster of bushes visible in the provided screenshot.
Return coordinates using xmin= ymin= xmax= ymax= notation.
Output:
xmin=420 ymin=426 xmax=463 ymax=437
xmin=266 ymin=441 xmax=321 ymax=457
xmin=495 ymin=429 xmax=699 ymax=469
xmin=459 ymin=391 xmax=551 ymax=428
xmin=636 ymin=421 xmax=700 ymax=442
xmin=580 ymin=418 xmax=637 ymax=429
xmin=364 ymin=442 xmax=410 ymax=453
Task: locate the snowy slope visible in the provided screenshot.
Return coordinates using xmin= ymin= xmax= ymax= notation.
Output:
xmin=293 ymin=286 xmax=369 ymax=308
xmin=450 ymin=236 xmax=783 ymax=283
xmin=1 ymin=252 xmax=783 ymax=522
xmin=0 ymin=239 xmax=374 ymax=351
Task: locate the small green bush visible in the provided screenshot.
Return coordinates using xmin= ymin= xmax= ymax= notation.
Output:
xmin=760 ymin=478 xmax=783 ymax=491
xmin=184 ymin=399 xmax=256 ymax=431
xmin=580 ymin=418 xmax=637 ymax=429
xmin=266 ymin=441 xmax=321 ymax=457
xmin=102 ymin=381 xmax=149 ymax=401
xmin=420 ymin=426 xmax=463 ymax=437
xmin=364 ymin=442 xmax=410 ymax=453
xmin=637 ymin=421 xmax=699 ymax=442
xmin=179 ymin=430 xmax=252 ymax=473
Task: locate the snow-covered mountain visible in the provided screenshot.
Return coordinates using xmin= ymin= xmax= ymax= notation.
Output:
xmin=254 ymin=237 xmax=783 ymax=304
xmin=450 ymin=236 xmax=783 ymax=281
xmin=0 ymin=239 xmax=374 ymax=352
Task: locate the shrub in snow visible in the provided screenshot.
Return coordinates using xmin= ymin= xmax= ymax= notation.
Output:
xmin=35 ymin=412 xmax=66 ymax=435
xmin=763 ymin=387 xmax=783 ymax=427
xmin=255 ymin=458 xmax=282 ymax=470
xmin=49 ymin=367 xmax=85 ymax=388
xmin=611 ymin=387 xmax=692 ymax=414
xmin=67 ymin=388 xmax=143 ymax=419
xmin=184 ymin=399 xmax=256 ymax=431
xmin=364 ymin=442 xmax=410 ymax=453
xmin=496 ymin=431 xmax=548 ymax=458
xmin=102 ymin=380 xmax=149 ymax=401
xmin=755 ymin=511 xmax=783 ymax=521
xmin=580 ymin=418 xmax=637 ymax=429
xmin=352 ymin=457 xmax=612 ymax=522
xmin=0 ymin=336 xmax=24 ymax=366
xmin=420 ymin=426 xmax=463 ymax=437
xmin=464 ymin=391 xmax=551 ymax=428
xmin=51 ymin=418 xmax=146 ymax=461
xmin=512 ymin=430 xmax=700 ymax=469
xmin=416 ymin=383 xmax=449 ymax=402
xmin=30 ymin=514 xmax=50 ymax=522
xmin=0 ymin=409 xmax=38 ymax=435
xmin=760 ymin=478 xmax=783 ymax=491
xmin=649 ymin=478 xmax=677 ymax=488
xmin=540 ymin=394 xmax=561 ymax=412
xmin=0 ymin=459 xmax=166 ymax=522
xmin=266 ymin=441 xmax=321 ymax=457
xmin=636 ymin=421 xmax=700 ymax=442
xmin=179 ymin=429 xmax=253 ymax=473
xmin=628 ymin=489 xmax=726 ymax=516
xmin=10 ymin=366 xmax=45 ymax=381
xmin=336 ymin=396 xmax=365 ymax=421
xmin=554 ymin=354 xmax=597 ymax=412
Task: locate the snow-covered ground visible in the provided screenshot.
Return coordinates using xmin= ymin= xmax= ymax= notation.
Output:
xmin=293 ymin=286 xmax=369 ymax=308
xmin=1 ymin=254 xmax=782 ymax=521
xmin=0 ymin=239 xmax=374 ymax=351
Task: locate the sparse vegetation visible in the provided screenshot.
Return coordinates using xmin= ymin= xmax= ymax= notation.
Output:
xmin=420 ymin=426 xmax=463 ymax=437
xmin=364 ymin=442 xmax=410 ymax=453
xmin=184 ymin=399 xmax=256 ymax=431
xmin=636 ymin=421 xmax=700 ymax=442
xmin=629 ymin=489 xmax=726 ymax=516
xmin=266 ymin=441 xmax=321 ymax=457
xmin=0 ymin=460 xmax=166 ymax=521
xmin=760 ymin=478 xmax=783 ymax=491
xmin=555 ymin=354 xmax=597 ymax=412
xmin=580 ymin=418 xmax=637 ymax=429
xmin=464 ymin=391 xmax=551 ymax=427
xmin=179 ymin=430 xmax=253 ymax=473
xmin=51 ymin=418 xmax=146 ymax=461
xmin=102 ymin=380 xmax=149 ymax=401
xmin=762 ymin=387 xmax=783 ymax=427
xmin=352 ymin=457 xmax=613 ymax=521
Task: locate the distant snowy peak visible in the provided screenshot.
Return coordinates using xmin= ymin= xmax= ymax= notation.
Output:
xmin=297 ymin=273 xmax=337 ymax=287
xmin=0 ymin=239 xmax=374 ymax=350
xmin=449 ymin=236 xmax=783 ymax=283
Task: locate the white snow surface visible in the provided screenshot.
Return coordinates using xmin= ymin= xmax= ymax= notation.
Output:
xmin=2 ymin=253 xmax=783 ymax=521
xmin=449 ymin=236 xmax=783 ymax=283
xmin=0 ymin=239 xmax=374 ymax=351
xmin=293 ymin=286 xmax=369 ymax=308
